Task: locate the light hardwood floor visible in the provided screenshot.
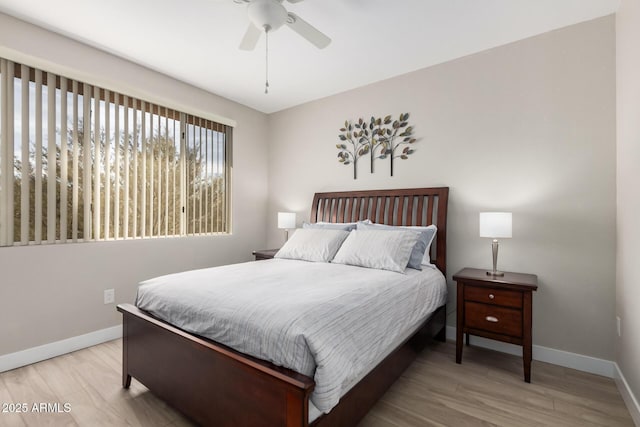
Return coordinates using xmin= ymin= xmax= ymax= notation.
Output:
xmin=0 ymin=340 xmax=633 ymax=426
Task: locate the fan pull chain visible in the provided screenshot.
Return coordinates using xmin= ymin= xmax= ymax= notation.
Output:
xmin=265 ymin=29 xmax=270 ymax=94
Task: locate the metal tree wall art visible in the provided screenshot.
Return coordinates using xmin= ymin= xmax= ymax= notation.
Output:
xmin=336 ymin=113 xmax=417 ymax=179
xmin=379 ymin=113 xmax=416 ymax=177
xmin=357 ymin=116 xmax=390 ymax=174
xmin=337 ymin=120 xmax=369 ymax=179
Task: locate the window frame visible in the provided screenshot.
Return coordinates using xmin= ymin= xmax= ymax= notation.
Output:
xmin=0 ymin=58 xmax=232 ymax=247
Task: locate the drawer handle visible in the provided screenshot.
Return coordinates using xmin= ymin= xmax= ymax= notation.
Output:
xmin=488 ymin=294 xmax=495 ymax=300
xmin=485 ymin=316 xmax=499 ymax=323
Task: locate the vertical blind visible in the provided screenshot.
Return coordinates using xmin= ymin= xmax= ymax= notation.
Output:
xmin=0 ymin=58 xmax=231 ymax=247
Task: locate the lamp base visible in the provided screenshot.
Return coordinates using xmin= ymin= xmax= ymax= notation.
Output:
xmin=486 ymin=270 xmax=505 ymax=277
xmin=487 ymin=239 xmax=504 ymax=277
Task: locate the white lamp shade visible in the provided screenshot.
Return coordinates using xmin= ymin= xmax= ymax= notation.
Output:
xmin=278 ymin=212 xmax=296 ymax=229
xmin=479 ymin=212 xmax=512 ymax=238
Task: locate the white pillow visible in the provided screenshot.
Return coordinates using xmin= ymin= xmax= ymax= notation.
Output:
xmin=407 ymin=224 xmax=437 ymax=266
xmin=275 ymin=229 xmax=350 ymax=262
xmin=332 ymin=229 xmax=420 ymax=273
xmin=356 ymin=222 xmax=437 ymax=270
xmin=357 ymin=222 xmax=437 ymax=266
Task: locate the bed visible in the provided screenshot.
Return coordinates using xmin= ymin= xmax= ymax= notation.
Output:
xmin=117 ymin=187 xmax=449 ymax=427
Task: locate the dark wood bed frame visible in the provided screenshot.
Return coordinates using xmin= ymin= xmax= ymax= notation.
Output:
xmin=117 ymin=187 xmax=449 ymax=427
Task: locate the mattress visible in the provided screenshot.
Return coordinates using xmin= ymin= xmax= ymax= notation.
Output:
xmin=135 ymin=259 xmax=447 ymax=417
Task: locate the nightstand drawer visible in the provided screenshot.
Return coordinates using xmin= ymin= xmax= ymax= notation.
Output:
xmin=465 ymin=302 xmax=522 ymax=337
xmin=465 ymin=285 xmax=522 ymax=308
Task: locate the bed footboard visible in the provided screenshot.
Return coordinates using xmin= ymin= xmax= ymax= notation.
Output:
xmin=118 ymin=304 xmax=315 ymax=427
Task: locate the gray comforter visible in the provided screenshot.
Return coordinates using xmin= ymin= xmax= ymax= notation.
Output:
xmin=135 ymin=259 xmax=446 ymax=413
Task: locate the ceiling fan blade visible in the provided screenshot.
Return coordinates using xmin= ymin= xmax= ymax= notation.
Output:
xmin=286 ymin=0 xmax=305 ymax=3
xmin=239 ymin=24 xmax=262 ymax=51
xmin=286 ymin=13 xmax=331 ymax=49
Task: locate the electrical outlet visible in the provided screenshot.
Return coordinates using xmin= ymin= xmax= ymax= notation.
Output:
xmin=104 ymin=289 xmax=115 ymax=305
xmin=617 ymin=316 xmax=622 ymax=337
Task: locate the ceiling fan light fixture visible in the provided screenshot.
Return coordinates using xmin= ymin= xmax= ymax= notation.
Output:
xmin=235 ymin=0 xmax=331 ymax=94
xmin=247 ymin=0 xmax=288 ymax=31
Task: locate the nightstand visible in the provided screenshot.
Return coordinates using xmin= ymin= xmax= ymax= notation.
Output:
xmin=454 ymin=267 xmax=538 ymax=382
xmin=252 ymin=249 xmax=279 ymax=261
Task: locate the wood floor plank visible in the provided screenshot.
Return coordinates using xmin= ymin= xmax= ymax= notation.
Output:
xmin=367 ymin=400 xmax=452 ymax=427
xmin=2 ymin=365 xmax=77 ymax=426
xmin=89 ymin=341 xmax=121 ymax=371
xmin=65 ymin=388 xmax=139 ymax=427
xmin=0 ymin=340 xmax=633 ymax=426
xmin=553 ymin=398 xmax=635 ymax=427
xmin=67 ymin=343 xmax=141 ymax=403
xmin=33 ymin=353 xmax=87 ymax=398
xmin=391 ymin=383 xmax=540 ymax=427
xmin=123 ymin=389 xmax=182 ymax=427
xmin=85 ymin=342 xmax=150 ymax=397
xmin=65 ymin=382 xmax=173 ymax=427
xmin=455 ymin=384 xmax=602 ymax=427
xmin=0 ymin=377 xmax=26 ymax=427
xmin=370 ymin=341 xmax=634 ymax=427
xmin=359 ymin=412 xmax=407 ymax=427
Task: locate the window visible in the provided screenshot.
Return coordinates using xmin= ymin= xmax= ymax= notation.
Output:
xmin=0 ymin=58 xmax=231 ymax=246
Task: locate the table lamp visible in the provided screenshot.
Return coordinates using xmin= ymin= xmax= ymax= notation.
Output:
xmin=278 ymin=212 xmax=296 ymax=243
xmin=479 ymin=212 xmax=512 ymax=276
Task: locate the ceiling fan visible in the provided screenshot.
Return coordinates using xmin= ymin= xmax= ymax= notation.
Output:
xmin=233 ymin=0 xmax=332 ymax=50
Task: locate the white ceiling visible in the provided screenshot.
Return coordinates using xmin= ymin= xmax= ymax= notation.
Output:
xmin=0 ymin=0 xmax=620 ymax=114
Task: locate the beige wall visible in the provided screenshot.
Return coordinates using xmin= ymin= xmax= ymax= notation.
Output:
xmin=268 ymin=17 xmax=616 ymax=359
xmin=0 ymin=13 xmax=269 ymax=356
xmin=616 ymin=0 xmax=640 ymax=402
xmin=0 ymin=11 xmax=620 ymax=365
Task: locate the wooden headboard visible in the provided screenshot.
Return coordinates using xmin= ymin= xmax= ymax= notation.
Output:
xmin=310 ymin=187 xmax=449 ymax=275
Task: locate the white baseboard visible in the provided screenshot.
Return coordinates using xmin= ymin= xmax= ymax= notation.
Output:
xmin=445 ymin=326 xmax=615 ymax=378
xmin=614 ymin=363 xmax=640 ymax=426
xmin=0 ymin=325 xmax=122 ymax=373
